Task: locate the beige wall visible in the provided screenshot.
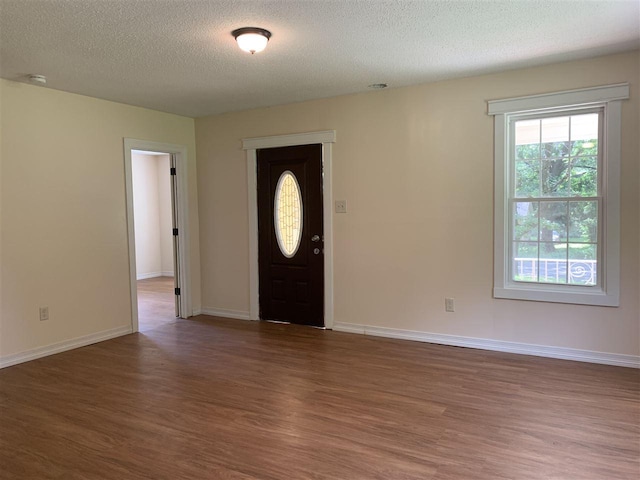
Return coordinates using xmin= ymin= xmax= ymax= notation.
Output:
xmin=196 ymin=51 xmax=639 ymax=356
xmin=157 ymin=155 xmax=174 ymax=275
xmin=132 ymin=153 xmax=174 ymax=278
xmin=133 ymin=153 xmax=161 ymax=277
xmin=0 ymin=79 xmax=200 ymax=359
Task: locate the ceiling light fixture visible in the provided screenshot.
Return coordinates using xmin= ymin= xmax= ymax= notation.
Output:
xmin=232 ymin=27 xmax=272 ymax=54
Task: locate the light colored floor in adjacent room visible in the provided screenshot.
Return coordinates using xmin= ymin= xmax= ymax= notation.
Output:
xmin=137 ymin=276 xmax=176 ymax=332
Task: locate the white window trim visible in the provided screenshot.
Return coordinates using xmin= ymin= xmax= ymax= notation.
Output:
xmin=488 ymin=84 xmax=628 ymax=306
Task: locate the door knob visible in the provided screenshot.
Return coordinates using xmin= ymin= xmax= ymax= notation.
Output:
xmin=311 ymin=235 xmax=320 ymax=242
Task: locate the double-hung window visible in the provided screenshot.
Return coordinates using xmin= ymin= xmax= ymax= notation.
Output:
xmin=489 ymin=84 xmax=629 ymax=306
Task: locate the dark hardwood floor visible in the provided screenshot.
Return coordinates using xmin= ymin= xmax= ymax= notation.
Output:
xmin=137 ymin=276 xmax=177 ymax=332
xmin=0 ymin=314 xmax=638 ymax=479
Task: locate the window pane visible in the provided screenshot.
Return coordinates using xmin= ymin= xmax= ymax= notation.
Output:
xmin=515 ymin=119 xmax=540 ymax=146
xmin=513 ymin=242 xmax=538 ymax=282
xmin=571 ymin=139 xmax=598 ymax=157
xmin=569 ymin=201 xmax=598 ymax=243
xmin=539 ymin=254 xmax=567 ymax=284
xmin=539 ymin=242 xmax=566 ymax=259
xmin=542 ymin=116 xmax=569 ymax=143
xmin=542 ymin=141 xmax=569 ymax=159
xmin=570 ymin=156 xmax=597 ymax=197
xmin=539 ymin=201 xmax=567 ymax=242
xmin=570 ymin=113 xmax=599 ymax=141
xmin=514 ymin=202 xmax=538 ymax=241
xmin=515 ymin=160 xmax=540 ymax=197
xmin=541 ymin=159 xmax=570 ymax=196
xmin=568 ymin=244 xmax=597 ymax=285
xmin=516 ymin=144 xmax=540 ymax=160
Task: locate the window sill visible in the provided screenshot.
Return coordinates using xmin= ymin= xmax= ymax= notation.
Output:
xmin=494 ymin=285 xmax=619 ymax=307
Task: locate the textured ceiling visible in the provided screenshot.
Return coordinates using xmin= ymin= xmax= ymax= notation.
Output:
xmin=1 ymin=0 xmax=638 ymax=118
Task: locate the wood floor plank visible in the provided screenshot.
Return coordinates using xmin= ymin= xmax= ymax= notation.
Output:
xmin=1 ymin=309 xmax=638 ymax=479
xmin=136 ymin=276 xmax=177 ymax=332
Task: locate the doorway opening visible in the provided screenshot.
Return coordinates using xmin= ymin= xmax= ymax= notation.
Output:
xmin=131 ymin=150 xmax=176 ymax=331
xmin=124 ymin=139 xmax=191 ymax=333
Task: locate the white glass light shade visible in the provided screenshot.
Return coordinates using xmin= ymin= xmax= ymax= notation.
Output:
xmin=232 ymin=27 xmax=271 ymax=54
xmin=236 ymin=32 xmax=269 ymax=54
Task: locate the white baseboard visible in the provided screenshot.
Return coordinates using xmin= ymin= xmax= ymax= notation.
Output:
xmin=200 ymin=307 xmax=252 ymax=321
xmin=136 ymin=272 xmax=162 ymax=280
xmin=0 ymin=325 xmax=133 ymax=369
xmin=136 ymin=272 xmax=174 ymax=280
xmin=161 ymin=271 xmax=174 ymax=277
xmin=333 ymin=322 xmax=639 ymax=369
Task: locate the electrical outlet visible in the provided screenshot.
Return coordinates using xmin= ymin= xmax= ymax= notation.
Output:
xmin=39 ymin=306 xmax=49 ymax=321
xmin=335 ymin=200 xmax=347 ymax=213
xmin=445 ymin=298 xmax=455 ymax=313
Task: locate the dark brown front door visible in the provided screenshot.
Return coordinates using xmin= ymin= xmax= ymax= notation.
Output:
xmin=257 ymin=144 xmax=324 ymax=327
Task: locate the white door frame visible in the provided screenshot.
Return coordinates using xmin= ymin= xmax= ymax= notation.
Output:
xmin=242 ymin=131 xmax=336 ymax=329
xmin=124 ymin=138 xmax=192 ymax=332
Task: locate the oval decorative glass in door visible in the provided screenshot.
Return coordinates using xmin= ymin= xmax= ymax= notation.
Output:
xmin=274 ymin=170 xmax=303 ymax=258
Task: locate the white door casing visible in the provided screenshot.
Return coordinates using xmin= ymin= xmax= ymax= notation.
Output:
xmin=124 ymin=138 xmax=192 ymax=331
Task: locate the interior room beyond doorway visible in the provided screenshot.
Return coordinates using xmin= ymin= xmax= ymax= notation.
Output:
xmin=131 ymin=150 xmax=176 ymax=331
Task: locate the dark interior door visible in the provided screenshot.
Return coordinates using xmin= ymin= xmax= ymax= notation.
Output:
xmin=257 ymin=144 xmax=324 ymax=327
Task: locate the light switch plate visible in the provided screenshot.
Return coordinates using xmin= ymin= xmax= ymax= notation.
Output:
xmin=335 ymin=200 xmax=347 ymax=213
xmin=445 ymin=298 xmax=455 ymax=312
